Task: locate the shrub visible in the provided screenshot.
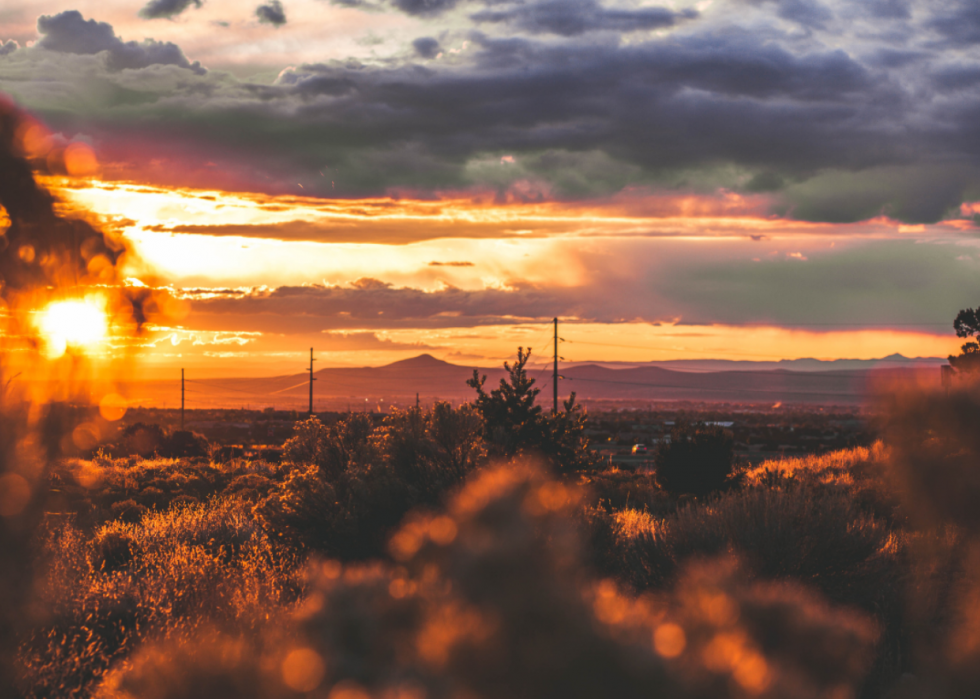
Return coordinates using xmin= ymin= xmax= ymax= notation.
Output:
xmin=161 ymin=431 xmax=210 ymax=459
xmin=655 ymin=423 xmax=740 ymax=497
xmin=282 ymin=414 xmax=376 ymax=478
xmin=91 ymin=530 xmax=137 ymax=572
xmin=258 ymin=404 xmax=487 ymax=560
xmin=117 ymin=423 xmax=167 ymax=458
xmin=110 ymin=499 xmax=147 ymax=523
xmin=104 ymin=461 xmax=878 ymax=699
xmin=19 ymin=498 xmax=300 ymax=698
xmin=592 ymin=479 xmax=907 ymax=696
xmin=374 ymin=402 xmax=487 ymax=497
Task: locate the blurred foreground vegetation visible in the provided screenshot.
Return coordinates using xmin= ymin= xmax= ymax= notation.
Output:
xmin=3 ymin=355 xmax=980 ymax=699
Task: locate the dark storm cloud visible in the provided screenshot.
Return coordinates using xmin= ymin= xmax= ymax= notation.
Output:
xmin=266 ymin=32 xmax=880 ymax=185
xmin=738 ymin=0 xmax=833 ymax=29
xmin=330 ymin=0 xmax=384 ymax=9
xmin=772 ymin=0 xmax=833 ymax=28
xmin=472 ymin=0 xmax=697 ymax=36
xmin=929 ymin=1 xmax=980 ymax=45
xmin=0 ymin=41 xmax=18 ymax=56
xmin=392 ymin=0 xmax=458 ymax=18
xmin=413 ymin=37 xmax=441 ymax=59
xmin=862 ymin=0 xmax=910 ymax=20
xmin=15 ymin=3 xmax=980 ymax=224
xmin=256 ymin=0 xmax=288 ymax=26
xmin=36 ymin=11 xmax=205 ymax=73
xmin=139 ymin=0 xmax=204 ymax=20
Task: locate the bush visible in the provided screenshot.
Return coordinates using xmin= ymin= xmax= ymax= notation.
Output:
xmin=161 ymin=431 xmax=210 ymax=459
xmin=117 ymin=423 xmax=168 ymax=458
xmin=590 ymin=478 xmax=907 ymax=696
xmin=110 ymin=499 xmax=147 ymax=523
xmin=282 ymin=414 xmax=375 ymax=478
xmin=102 ymin=461 xmax=878 ymax=699
xmin=257 ymin=404 xmax=486 ymax=560
xmin=655 ymin=423 xmax=740 ymax=497
xmin=20 ymin=498 xmax=300 ymax=698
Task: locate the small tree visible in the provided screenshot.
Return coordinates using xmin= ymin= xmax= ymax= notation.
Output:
xmin=655 ymin=423 xmax=738 ymax=497
xmin=468 ymin=347 xmax=546 ymax=457
xmin=950 ymin=306 xmax=980 ymax=373
xmin=468 ymin=347 xmax=600 ymax=473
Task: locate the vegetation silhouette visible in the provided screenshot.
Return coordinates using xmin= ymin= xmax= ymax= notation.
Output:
xmin=467 ymin=347 xmax=600 ymax=473
xmin=949 ymin=305 xmax=980 ymax=373
xmin=6 ymin=345 xmax=980 ymax=698
xmin=654 ymin=422 xmax=741 ymax=497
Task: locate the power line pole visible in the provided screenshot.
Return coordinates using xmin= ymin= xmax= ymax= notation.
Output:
xmin=308 ymin=348 xmax=316 ymax=415
xmin=181 ymin=368 xmax=185 ymax=430
xmin=553 ymin=317 xmax=559 ymax=414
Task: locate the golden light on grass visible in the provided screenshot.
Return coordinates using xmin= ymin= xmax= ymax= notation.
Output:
xmin=34 ymin=297 xmax=110 ymax=358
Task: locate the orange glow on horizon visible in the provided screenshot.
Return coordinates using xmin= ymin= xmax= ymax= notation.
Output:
xmin=23 ymin=177 xmax=969 ymax=376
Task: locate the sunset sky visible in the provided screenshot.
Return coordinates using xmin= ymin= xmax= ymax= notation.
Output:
xmin=2 ymin=0 xmax=979 ymax=377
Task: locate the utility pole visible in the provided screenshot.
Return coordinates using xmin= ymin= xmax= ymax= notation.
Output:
xmin=308 ymin=348 xmax=316 ymax=415
xmin=553 ymin=317 xmax=559 ymax=414
xmin=181 ymin=368 xmax=185 ymax=429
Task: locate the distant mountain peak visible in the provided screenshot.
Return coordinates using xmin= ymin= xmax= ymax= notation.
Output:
xmin=383 ymin=354 xmax=456 ymax=369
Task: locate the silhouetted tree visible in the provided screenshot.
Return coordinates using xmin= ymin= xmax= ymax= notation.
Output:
xmin=467 ymin=348 xmax=601 ymax=473
xmin=468 ymin=347 xmax=545 ymax=457
xmin=950 ymin=306 xmax=980 ymax=373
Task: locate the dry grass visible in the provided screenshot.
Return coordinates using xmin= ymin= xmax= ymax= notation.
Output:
xmin=746 ymin=441 xmax=889 ymax=485
xmin=18 ymin=497 xmax=301 ymax=698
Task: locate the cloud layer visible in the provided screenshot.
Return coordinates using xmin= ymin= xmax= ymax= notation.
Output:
xmin=36 ymin=10 xmax=205 ymax=72
xmin=3 ymin=0 xmax=980 ymax=225
xmin=255 ymin=0 xmax=287 ymax=26
xmin=139 ymin=0 xmax=204 ymax=20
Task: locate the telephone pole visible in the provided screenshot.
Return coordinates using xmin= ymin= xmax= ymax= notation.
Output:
xmin=181 ymin=368 xmax=185 ymax=429
xmin=308 ymin=348 xmax=316 ymax=415
xmin=553 ymin=317 xmax=559 ymax=414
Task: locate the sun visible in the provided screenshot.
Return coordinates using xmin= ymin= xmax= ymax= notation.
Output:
xmin=35 ymin=298 xmax=110 ymax=358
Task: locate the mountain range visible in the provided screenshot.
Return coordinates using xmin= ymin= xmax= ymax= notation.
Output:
xmin=116 ymin=354 xmax=946 ymax=410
